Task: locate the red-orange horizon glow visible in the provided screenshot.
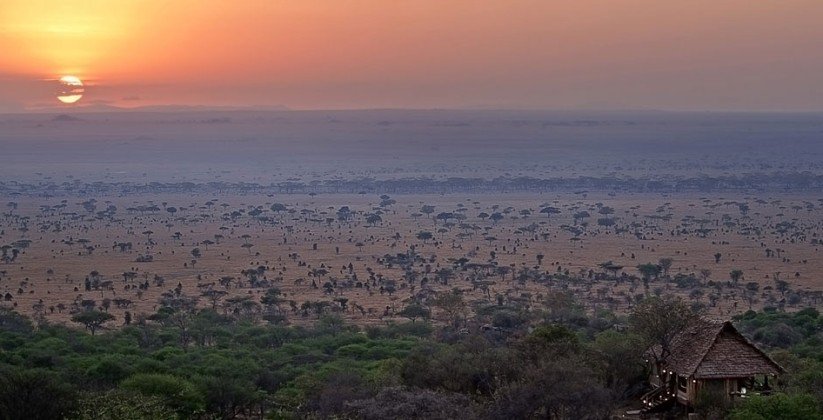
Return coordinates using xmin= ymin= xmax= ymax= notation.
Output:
xmin=1 ymin=1 xmax=823 ymax=111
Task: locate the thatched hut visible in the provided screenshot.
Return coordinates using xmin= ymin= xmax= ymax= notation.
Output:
xmin=642 ymin=319 xmax=784 ymax=411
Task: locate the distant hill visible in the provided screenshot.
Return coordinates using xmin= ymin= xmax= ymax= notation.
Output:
xmin=51 ymin=114 xmax=83 ymax=122
xmin=26 ymin=103 xmax=291 ymax=114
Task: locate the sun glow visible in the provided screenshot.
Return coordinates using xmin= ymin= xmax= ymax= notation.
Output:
xmin=0 ymin=1 xmax=141 ymax=76
xmin=60 ymin=75 xmax=82 ymax=86
xmin=57 ymin=75 xmax=84 ymax=104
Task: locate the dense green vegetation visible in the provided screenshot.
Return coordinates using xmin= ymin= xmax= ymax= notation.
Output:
xmin=1 ymin=299 xmax=822 ymax=419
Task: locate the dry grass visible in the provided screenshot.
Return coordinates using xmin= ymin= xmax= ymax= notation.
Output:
xmin=2 ymin=191 xmax=821 ymax=327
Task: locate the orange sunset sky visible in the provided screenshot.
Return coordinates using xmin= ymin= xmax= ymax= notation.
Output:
xmin=1 ymin=0 xmax=822 ymax=111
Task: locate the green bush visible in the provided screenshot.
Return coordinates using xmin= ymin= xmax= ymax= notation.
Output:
xmin=728 ymin=393 xmax=822 ymax=420
xmin=0 ymin=368 xmax=78 ymax=420
xmin=120 ymin=373 xmax=204 ymax=416
xmin=76 ymin=389 xmax=178 ymax=420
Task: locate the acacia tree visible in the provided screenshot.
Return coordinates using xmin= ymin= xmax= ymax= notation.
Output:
xmin=416 ymin=231 xmax=433 ymax=244
xmin=398 ymin=303 xmax=430 ymax=323
xmin=420 ymin=205 xmax=435 ymax=219
xmin=435 ymin=212 xmax=454 ymax=225
xmin=432 ymin=289 xmax=467 ymax=327
xmin=730 ymin=269 xmax=744 ymax=286
xmin=573 ymin=211 xmax=590 ymax=224
xmin=629 ymin=295 xmax=696 ymax=371
xmin=202 ymin=289 xmax=227 ymax=310
xmin=365 ymin=214 xmax=382 ymax=226
xmin=637 ymin=263 xmax=662 ymax=283
xmin=71 ymin=310 xmax=115 ymax=335
xmin=658 ymin=258 xmax=673 ymax=276
xmin=539 ymin=206 xmax=561 ymax=219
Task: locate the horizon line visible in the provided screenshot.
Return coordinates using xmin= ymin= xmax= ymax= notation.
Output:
xmin=5 ymin=104 xmax=823 ymax=116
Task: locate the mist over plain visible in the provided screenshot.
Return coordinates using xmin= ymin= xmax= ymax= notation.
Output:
xmin=1 ymin=110 xmax=822 ymax=191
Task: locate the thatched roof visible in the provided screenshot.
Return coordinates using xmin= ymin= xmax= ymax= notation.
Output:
xmin=657 ymin=319 xmax=784 ymax=379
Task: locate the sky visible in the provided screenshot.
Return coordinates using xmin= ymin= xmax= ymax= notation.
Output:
xmin=1 ymin=0 xmax=823 ymax=112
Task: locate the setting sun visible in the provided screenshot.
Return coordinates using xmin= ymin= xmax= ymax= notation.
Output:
xmin=57 ymin=75 xmax=83 ymax=104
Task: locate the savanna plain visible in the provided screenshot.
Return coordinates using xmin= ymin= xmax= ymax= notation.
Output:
xmin=1 ymin=110 xmax=823 ymax=419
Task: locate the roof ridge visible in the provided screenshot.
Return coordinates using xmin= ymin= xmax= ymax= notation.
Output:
xmin=684 ymin=319 xmax=726 ymax=376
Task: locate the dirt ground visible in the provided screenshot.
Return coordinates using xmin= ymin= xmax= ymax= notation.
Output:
xmin=2 ymin=191 xmax=821 ymax=327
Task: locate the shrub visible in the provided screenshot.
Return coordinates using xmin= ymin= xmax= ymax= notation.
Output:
xmin=0 ymin=368 xmax=78 ymax=420
xmin=120 ymin=373 xmax=204 ymax=416
xmin=76 ymin=389 xmax=178 ymax=420
xmin=728 ymin=393 xmax=822 ymax=420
